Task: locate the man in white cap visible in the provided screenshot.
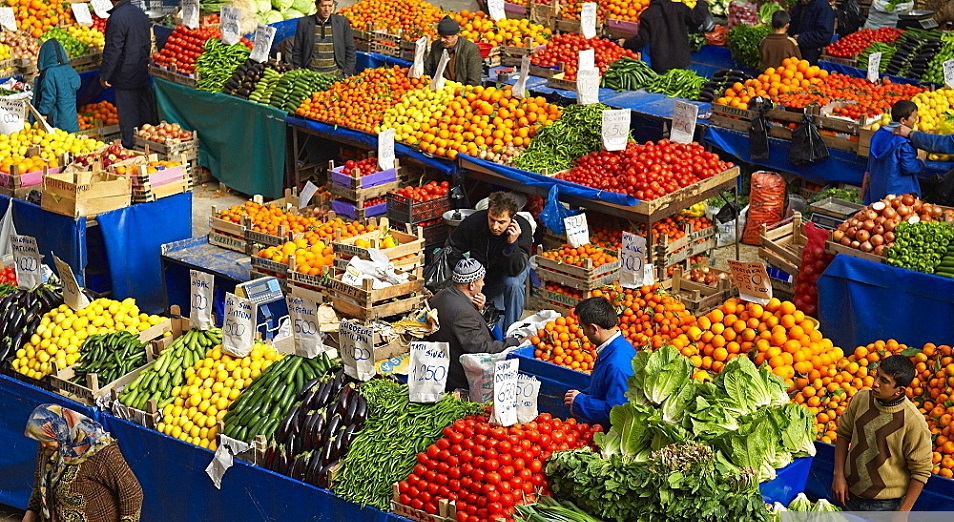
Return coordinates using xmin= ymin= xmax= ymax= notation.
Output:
xmin=427 ymin=258 xmax=521 ymax=392
xmin=424 ymin=16 xmax=483 ymax=86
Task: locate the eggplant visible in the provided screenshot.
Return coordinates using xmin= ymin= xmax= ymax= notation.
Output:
xmin=317 ymin=462 xmax=337 ymax=489
xmin=352 ymin=394 xmax=368 ymax=424
xmin=274 ymin=448 xmax=290 ymax=474
xmin=343 ymin=392 xmax=359 ymax=425
xmin=311 ymin=379 xmax=331 ymax=409
xmin=287 ymin=455 xmax=304 ymax=480
xmin=304 ymin=451 xmax=324 ymax=485
xmin=335 ymin=391 xmax=350 ymax=417
xmin=339 ymin=424 xmax=358 ymax=454
xmin=288 ymin=434 xmax=300 ymax=456
xmin=331 ymin=425 xmax=347 ymax=459
xmin=263 ymin=444 xmax=278 ymax=470
xmin=325 ymin=413 xmax=342 ymax=439
xmin=299 ymin=376 xmax=322 ymax=400
xmin=275 ymin=409 xmax=297 ymax=444
xmin=320 ymin=436 xmax=337 ymax=467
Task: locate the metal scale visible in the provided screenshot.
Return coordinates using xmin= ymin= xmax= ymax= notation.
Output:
xmin=236 ymin=277 xmax=289 ymax=340
xmin=897 ymin=10 xmax=938 ymax=30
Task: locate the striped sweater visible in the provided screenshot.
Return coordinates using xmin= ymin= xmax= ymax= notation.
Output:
xmin=836 ymin=389 xmax=933 ymax=500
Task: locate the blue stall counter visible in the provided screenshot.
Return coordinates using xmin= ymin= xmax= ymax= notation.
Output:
xmin=761 ymin=456 xmax=813 ymax=506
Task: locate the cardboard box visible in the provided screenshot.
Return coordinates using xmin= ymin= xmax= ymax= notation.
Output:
xmin=42 ymin=171 xmax=131 ymax=218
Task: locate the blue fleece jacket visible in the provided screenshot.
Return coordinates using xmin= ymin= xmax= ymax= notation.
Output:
xmin=865 ymin=123 xmax=924 ymax=204
xmin=31 ymin=39 xmax=80 ymax=133
xmin=571 ymin=333 xmax=636 ymax=429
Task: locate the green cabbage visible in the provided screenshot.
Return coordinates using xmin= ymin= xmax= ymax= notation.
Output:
xmin=812 ymin=499 xmax=841 ymax=512
xmin=272 ymin=0 xmax=293 ymax=11
xmin=257 ymin=0 xmax=273 ymax=13
xmin=771 ymin=403 xmax=818 ymax=458
xmin=787 ymin=492 xmax=812 ymax=511
xmin=626 ymin=345 xmax=694 ymax=407
xmin=283 ymin=8 xmax=304 ymax=19
xmin=264 ymin=9 xmax=284 ymax=24
xmin=595 ymin=403 xmax=652 ymax=461
xmin=293 ymin=0 xmax=315 ymax=14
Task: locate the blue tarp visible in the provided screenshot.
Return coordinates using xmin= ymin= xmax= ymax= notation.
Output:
xmin=761 ymin=456 xmax=812 ymax=506
xmin=817 ymin=255 xmax=954 ymax=350
xmin=0 ymin=195 xmax=87 ymax=287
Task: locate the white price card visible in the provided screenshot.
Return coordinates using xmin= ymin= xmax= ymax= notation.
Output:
xmin=410 ymin=36 xmax=427 ymax=79
xmin=564 ymin=213 xmax=590 ymax=248
xmin=726 ymin=259 xmax=772 ymax=305
xmin=670 ymin=100 xmax=698 ymax=144
xmin=91 ymin=0 xmax=112 ymax=18
xmin=580 ymin=2 xmax=597 ymax=39
xmin=53 ymin=255 xmax=89 ymax=310
xmin=944 ymin=59 xmax=954 ymax=89
xmin=620 ymin=231 xmax=653 ymax=288
xmin=430 ymin=49 xmax=451 ymax=91
xmin=181 ymin=0 xmax=200 ymax=30
xmin=250 ymin=25 xmax=276 ymax=63
xmin=515 ymin=374 xmax=540 ymax=423
xmin=602 ymin=109 xmax=630 ymax=151
xmin=488 ymin=0 xmax=506 ymax=22
xmin=513 ymin=55 xmax=530 ymax=99
xmin=189 ymin=270 xmax=214 ymax=330
xmin=299 ymin=180 xmax=320 ymax=208
xmin=408 ymin=341 xmax=449 ymax=403
xmin=867 ymin=52 xmax=881 ymax=83
xmin=220 ymin=7 xmax=243 ymax=46
xmin=222 ymin=292 xmax=256 ymax=357
xmin=0 ymin=97 xmax=26 ymax=135
xmin=287 ymin=292 xmax=328 ymax=358
xmin=576 ymin=67 xmax=600 ymax=105
xmin=378 ymin=128 xmax=396 ymax=171
xmin=0 ymin=7 xmax=17 ymax=31
xmin=11 ymin=235 xmax=41 ymax=290
xmin=339 ymin=318 xmax=375 ymax=381
xmin=578 ymin=49 xmax=595 ymax=72
xmin=492 ymin=359 xmax=519 ymax=426
xmin=71 ymin=3 xmax=93 ymax=27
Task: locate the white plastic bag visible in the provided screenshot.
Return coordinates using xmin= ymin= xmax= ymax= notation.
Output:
xmin=716 ymin=205 xmax=748 ymax=248
xmin=461 ymin=346 xmax=519 ymax=402
xmin=0 ymin=203 xmax=17 ymax=258
xmin=506 ymin=309 xmax=560 ymax=339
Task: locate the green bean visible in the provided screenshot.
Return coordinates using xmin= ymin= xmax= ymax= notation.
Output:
xmin=513 ymin=103 xmax=616 ymax=174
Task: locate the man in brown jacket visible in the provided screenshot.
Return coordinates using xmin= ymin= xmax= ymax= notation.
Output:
xmin=425 ymin=17 xmax=483 ymax=86
xmin=760 ymin=10 xmax=802 ymax=70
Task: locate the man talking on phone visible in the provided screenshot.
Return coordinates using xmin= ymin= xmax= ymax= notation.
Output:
xmin=448 ymin=192 xmax=533 ymax=333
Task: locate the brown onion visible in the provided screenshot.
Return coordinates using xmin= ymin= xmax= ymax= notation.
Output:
xmin=873 ymin=245 xmax=886 ymax=256
xmin=884 ymin=231 xmax=896 ymax=242
xmin=833 ymin=229 xmax=845 ymax=241
xmin=860 ymin=240 xmax=873 ymax=252
xmin=856 ymin=229 xmax=870 ymax=242
xmin=840 ymin=236 xmax=852 ymax=246
xmin=897 ymin=205 xmax=913 ymax=217
xmin=872 ymin=224 xmax=885 ymax=236
xmin=870 ymin=234 xmax=884 ymax=246
xmin=891 ymin=197 xmax=903 ymax=209
xmin=851 ymin=240 xmax=860 ymax=249
xmin=865 ymin=209 xmax=878 ymax=220
xmin=846 ymin=227 xmax=858 ymax=238
xmin=862 ymin=219 xmax=875 ymax=231
xmin=883 ymin=207 xmax=898 ymax=220
xmin=902 ymin=193 xmax=916 ymax=206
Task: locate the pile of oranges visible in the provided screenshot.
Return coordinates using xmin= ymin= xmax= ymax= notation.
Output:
xmin=340 ymin=0 xmax=443 ymax=39
xmin=259 ymin=239 xmax=335 ymax=276
xmin=9 ymin=0 xmax=72 ymax=39
xmin=77 ymin=101 xmax=120 ymax=127
xmin=717 ymin=58 xmax=828 ymax=109
xmin=448 ymin=10 xmax=552 ymax=47
xmin=538 ymin=243 xmax=618 ymax=268
xmin=216 ymin=201 xmax=376 ymax=246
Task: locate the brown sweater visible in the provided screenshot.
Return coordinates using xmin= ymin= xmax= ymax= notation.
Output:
xmin=836 ymin=389 xmax=933 ymax=500
xmin=29 ymin=443 xmax=143 ymax=522
xmin=760 ymin=33 xmax=802 ymax=70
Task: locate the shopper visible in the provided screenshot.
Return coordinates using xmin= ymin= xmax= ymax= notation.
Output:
xmin=563 ymin=297 xmax=636 ymax=429
xmin=448 ymin=192 xmax=532 ymax=332
xmin=22 ymin=404 xmax=143 ymax=522
xmin=760 ymin=10 xmax=802 ymax=70
xmin=621 ymin=0 xmax=709 ymax=74
xmin=864 ymin=0 xmax=914 ymax=30
xmin=897 ymin=121 xmax=954 ymax=154
xmin=292 ymin=0 xmax=357 ymax=77
xmin=100 ymin=0 xmax=156 ymax=149
xmin=865 ymin=100 xmax=924 ymax=204
xmin=788 ymin=0 xmax=835 ymax=65
xmin=426 ymin=259 xmax=521 ymax=392
xmin=832 ymin=356 xmax=932 ymax=511
xmin=32 ymin=39 xmax=81 ymax=133
xmin=425 ymin=17 xmax=482 ymax=86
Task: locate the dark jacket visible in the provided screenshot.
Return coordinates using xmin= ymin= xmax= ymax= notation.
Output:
xmin=448 ymin=210 xmax=532 ymax=284
xmin=571 ymin=333 xmax=636 ymax=429
xmin=865 ymin=123 xmax=924 ymax=204
xmin=624 ymin=0 xmax=708 ymax=74
xmin=292 ymin=14 xmax=356 ymax=76
xmin=910 ymin=130 xmax=954 ymax=155
xmin=99 ymin=0 xmax=150 ymax=89
xmin=426 ymin=285 xmax=520 ymax=391
xmin=759 ymin=33 xmax=802 ymax=70
xmin=424 ymin=37 xmax=483 ymax=86
xmin=33 ymin=39 xmax=80 ymax=133
xmin=788 ymin=0 xmax=835 ymax=65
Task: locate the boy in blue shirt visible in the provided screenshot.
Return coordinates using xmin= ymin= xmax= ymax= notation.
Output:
xmin=864 ymin=100 xmax=924 ymax=204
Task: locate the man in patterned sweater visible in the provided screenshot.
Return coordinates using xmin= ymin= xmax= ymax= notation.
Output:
xmin=832 ymin=355 xmax=933 ymax=511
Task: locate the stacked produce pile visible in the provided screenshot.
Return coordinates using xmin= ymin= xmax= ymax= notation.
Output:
xmin=0 ymin=32 xmax=39 ymax=64
xmin=697 ymin=69 xmax=751 ymax=103
xmin=340 ymin=0 xmax=444 ymax=39
xmin=264 ymin=69 xmax=336 ymax=113
xmin=65 ymin=25 xmax=106 ymax=53
xmin=40 ymin=27 xmax=89 ymax=59
xmin=77 ymin=101 xmax=120 ymax=129
xmin=448 ymin=10 xmax=552 ymax=47
xmin=9 ymin=0 xmax=74 ymax=39
xmin=531 ymin=34 xmax=637 ymax=80
xmin=152 ymin=26 xmax=244 ymax=76
xmin=825 ymin=27 xmax=903 ymax=59
xmin=0 ymin=284 xmax=64 ymax=370
xmin=227 ymin=0 xmax=317 ymax=28
xmin=858 ymin=42 xmax=896 ymax=74
xmin=884 ymin=29 xmax=941 ymax=81
xmin=601 ymin=58 xmax=706 ymax=99
xmin=832 ymin=194 xmax=954 ymax=257
xmin=886 ymin=221 xmax=954 ymax=275
xmin=513 ymin=104 xmax=609 ymax=174
xmin=69 ymin=332 xmax=148 ymax=387
xmin=194 ymin=39 xmax=255 ymax=92
xmin=0 ymin=125 xmax=103 ymax=173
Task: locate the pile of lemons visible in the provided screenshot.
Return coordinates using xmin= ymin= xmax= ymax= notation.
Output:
xmin=0 ymin=43 xmax=10 ymax=61
xmin=66 ymin=25 xmax=105 ymax=51
xmin=0 ymin=125 xmax=103 ymax=173
xmin=379 ymin=84 xmax=459 ymax=145
xmin=908 ymin=89 xmax=954 ymax=160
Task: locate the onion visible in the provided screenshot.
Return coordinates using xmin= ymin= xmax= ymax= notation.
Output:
xmin=846 ymin=227 xmax=858 ymax=238
xmin=865 ymin=209 xmax=878 ymax=220
xmin=873 ymin=245 xmax=885 ymax=256
xmin=862 ymin=219 xmax=875 ymax=231
xmin=872 ymin=224 xmax=884 ymax=236
xmin=885 ymin=218 xmax=898 ymax=231
xmin=870 ymin=234 xmax=884 ymax=246
xmin=833 ymin=229 xmax=845 ymax=241
xmin=902 ymin=193 xmax=916 ymax=206
xmin=860 ymin=240 xmax=873 ymax=252
xmin=871 ymin=201 xmax=886 ymax=211
xmin=856 ymin=229 xmax=870 ymax=242
xmin=932 ymin=206 xmax=944 ymax=218
xmin=883 ymin=207 xmax=898 ymax=220
xmin=908 ymin=215 xmax=920 ymax=224
xmin=840 ymin=236 xmax=852 ymax=246
xmin=874 ymin=216 xmax=886 ymax=226
xmin=851 ymin=240 xmax=860 ymax=249
xmin=913 ymin=201 xmax=923 ymax=213
xmin=897 ymin=205 xmax=913 ymax=217
xmin=837 ymin=222 xmax=849 ymax=231
xmin=884 ymin=231 xmax=895 ymax=242
xmin=891 ymin=197 xmax=903 ymax=209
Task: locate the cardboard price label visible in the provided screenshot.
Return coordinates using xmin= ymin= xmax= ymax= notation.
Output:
xmin=378 ymin=128 xmax=396 ymax=171
xmin=601 ymin=109 xmax=629 ymax=151
xmin=410 ymin=36 xmax=427 ymax=79
xmin=190 ymin=270 xmax=214 ymax=330
xmin=487 ymin=0 xmax=506 ymax=21
xmin=726 ymin=259 xmax=772 ymax=305
xmin=339 ymin=319 xmax=375 ymax=381
xmin=513 ymin=55 xmax=530 ymax=99
xmin=181 ymin=0 xmax=200 ymax=30
xmin=91 ymin=0 xmax=111 ymax=18
xmin=576 ymin=68 xmax=599 ymax=105
xmin=0 ymin=7 xmax=17 ymax=31
xmin=53 ymin=255 xmax=89 ymax=310
xmin=564 ymin=213 xmax=589 ymax=248
xmin=515 ymin=374 xmax=540 ymax=423
xmin=222 ymin=293 xmax=256 ymax=357
xmin=0 ymin=97 xmax=27 ymax=135
xmin=250 ymin=25 xmax=276 ymax=63
xmin=220 ymin=7 xmax=243 ymax=46
xmin=580 ymin=3 xmax=597 ymax=39
xmin=492 ymin=359 xmax=519 ymax=426
xmin=620 ymin=231 xmax=653 ymax=288
xmin=11 ymin=235 xmax=41 ymax=290
xmin=299 ymin=181 xmax=319 ymax=208
xmin=287 ymin=293 xmax=328 ymax=358
xmin=670 ymin=100 xmax=698 ymax=144
xmin=867 ymin=52 xmax=881 ymax=83
xmin=578 ymin=49 xmax=595 ymax=72
xmin=71 ymin=3 xmax=93 ymax=27
xmin=408 ymin=341 xmax=449 ymax=403
xmin=430 ymin=49 xmax=451 ymax=91
xmin=945 ymin=59 xmax=954 ymax=89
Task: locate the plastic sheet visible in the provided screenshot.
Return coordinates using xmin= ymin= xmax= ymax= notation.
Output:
xmin=0 ymin=195 xmax=87 ymax=286
xmin=760 ymin=456 xmax=813 ymax=506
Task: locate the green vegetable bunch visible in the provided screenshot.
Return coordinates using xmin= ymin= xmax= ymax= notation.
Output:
xmin=923 ymin=31 xmax=954 ymax=84
xmin=728 ymin=25 xmax=771 ymax=70
xmin=39 ymin=27 xmax=89 ymax=60
xmin=195 ymin=38 xmax=251 ymax=92
xmin=513 ymin=103 xmax=619 ymax=174
xmin=858 ymin=42 xmax=896 ymax=74
xmin=807 ymin=187 xmax=861 ymax=205
xmin=886 ymin=221 xmax=954 ymax=274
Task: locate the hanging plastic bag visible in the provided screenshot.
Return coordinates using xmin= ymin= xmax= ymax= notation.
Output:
xmin=460 ymin=347 xmax=519 ymax=402
xmin=0 ymin=202 xmax=17 ymax=258
xmin=506 ymin=310 xmax=561 ymax=339
xmin=716 ymin=205 xmax=748 ymax=247
xmin=742 ymin=172 xmax=786 ymax=245
xmin=837 ymin=0 xmax=865 ymax=37
xmin=749 ymin=97 xmax=771 ymax=161
xmin=789 ymin=115 xmax=829 ymax=165
xmin=423 ymin=246 xmax=464 ymax=293
xmin=538 ymin=185 xmax=580 ymax=235
xmin=922 ymin=168 xmax=954 ymax=206
xmin=793 ymin=222 xmax=834 ymax=317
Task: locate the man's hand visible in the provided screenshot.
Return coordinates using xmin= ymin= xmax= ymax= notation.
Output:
xmin=564 ymin=389 xmax=580 ymax=406
xmin=100 ymin=78 xmax=112 ymax=88
xmin=895 ymin=124 xmax=913 ymax=138
xmin=505 ymin=221 xmax=521 ymax=244
xmin=472 ymin=292 xmax=486 ymax=311
xmin=831 ymin=475 xmax=848 ymax=506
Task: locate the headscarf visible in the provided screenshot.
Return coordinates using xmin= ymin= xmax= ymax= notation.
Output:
xmin=24 ymin=404 xmax=114 ymax=520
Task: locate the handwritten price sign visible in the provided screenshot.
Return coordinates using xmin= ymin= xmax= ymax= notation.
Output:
xmin=408 ymin=341 xmax=449 ymax=403
xmin=726 ymin=259 xmax=772 ymax=305
xmin=340 ymin=319 xmax=375 ymax=380
xmin=190 ymin=270 xmax=214 ymax=330
xmin=222 ymin=293 xmax=256 ymax=357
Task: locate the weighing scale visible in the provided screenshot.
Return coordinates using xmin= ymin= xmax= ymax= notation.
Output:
xmin=236 ymin=277 xmax=289 ymax=340
xmin=897 ymin=10 xmax=938 ymax=30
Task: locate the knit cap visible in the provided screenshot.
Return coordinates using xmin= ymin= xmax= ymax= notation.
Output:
xmin=437 ymin=17 xmax=461 ymax=36
xmin=453 ymin=258 xmax=485 ymax=284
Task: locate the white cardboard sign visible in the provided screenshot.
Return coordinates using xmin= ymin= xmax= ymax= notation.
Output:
xmin=378 ymin=128 xmax=396 ymax=171
xmin=222 ymin=292 xmax=256 ymax=357
xmin=91 ymin=0 xmax=112 ymax=18
xmin=726 ymin=259 xmax=772 ymax=305
xmin=601 ymin=109 xmax=629 ymax=151
xmin=190 ymin=270 xmax=214 ymax=330
xmin=670 ymin=100 xmax=698 ymax=144
xmin=408 ymin=341 xmax=450 ymax=403
xmin=0 ymin=7 xmax=17 ymax=31
xmin=181 ymin=0 xmax=200 ymax=30
xmin=339 ymin=319 xmax=375 ymax=381
xmin=580 ymin=3 xmax=597 ymax=39
xmin=71 ymin=4 xmax=94 ymax=27
xmin=492 ymin=359 xmax=519 ymax=426
xmin=220 ymin=7 xmax=243 ymax=46
xmin=564 ymin=213 xmax=590 ymax=248
xmin=250 ymin=25 xmax=276 ymax=63
xmin=287 ymin=293 xmax=328 ymax=358
xmin=53 ymin=255 xmax=89 ymax=310
xmin=620 ymin=231 xmax=652 ymax=288
xmin=515 ymin=374 xmax=540 ymax=423
xmin=488 ymin=0 xmax=506 ymax=21
xmin=11 ymin=235 xmax=41 ymax=290
xmin=576 ymin=67 xmax=600 ymax=105
xmin=867 ymin=52 xmax=881 ymax=83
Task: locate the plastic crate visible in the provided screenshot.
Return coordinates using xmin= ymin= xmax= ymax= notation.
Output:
xmin=387 ymin=192 xmax=451 ymax=224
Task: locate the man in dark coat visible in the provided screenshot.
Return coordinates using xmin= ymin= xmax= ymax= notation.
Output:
xmin=425 ymin=17 xmax=483 ymax=86
xmin=100 ymin=0 xmax=155 ymax=148
xmin=292 ymin=0 xmax=356 ymax=77
xmin=427 ymin=258 xmax=521 ymax=392
xmin=788 ymin=0 xmax=835 ymax=65
xmin=622 ymin=0 xmax=709 ymax=74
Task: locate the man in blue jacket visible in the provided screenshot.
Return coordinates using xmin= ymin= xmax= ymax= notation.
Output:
xmin=563 ymin=297 xmax=636 ymax=429
xmin=788 ymin=0 xmax=835 ymax=65
xmin=865 ymin=100 xmax=924 ymax=204
xmin=100 ymin=0 xmax=155 ymax=148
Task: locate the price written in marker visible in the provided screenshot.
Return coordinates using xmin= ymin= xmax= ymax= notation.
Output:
xmin=181 ymin=0 xmax=200 ymax=29
xmin=515 ymin=374 xmax=540 ymax=423
xmin=620 ymin=231 xmax=650 ymax=288
xmin=492 ymin=359 xmax=519 ymax=426
xmin=286 ymin=292 xmax=327 ymax=358
xmin=91 ymin=0 xmax=111 ymax=18
xmin=580 ymin=3 xmax=597 ymax=39
xmin=53 ymin=255 xmax=89 ymax=310
xmin=339 ymin=319 xmax=375 ymax=381
xmin=944 ymin=59 xmax=954 ymax=89
xmin=190 ymin=270 xmax=214 ymax=330
xmin=408 ymin=341 xmax=449 ymax=403
xmin=867 ymin=52 xmax=881 ymax=83
xmin=601 ymin=109 xmax=630 ymax=151
xmin=564 ymin=213 xmax=590 ymax=248
xmin=487 ymin=0 xmax=506 ymax=21
xmin=670 ymin=100 xmax=698 ymax=144
xmin=576 ymin=67 xmax=600 ymax=105
xmin=378 ymin=128 xmax=395 ymax=171
xmin=0 ymin=7 xmax=17 ymax=31
xmin=250 ymin=25 xmax=276 ymax=63
xmin=220 ymin=7 xmax=243 ymax=46
xmin=726 ymin=259 xmax=773 ymax=305
xmin=222 ymin=293 xmax=256 ymax=357
xmin=71 ymin=3 xmax=93 ymax=27
xmin=11 ymin=235 xmax=41 ymax=290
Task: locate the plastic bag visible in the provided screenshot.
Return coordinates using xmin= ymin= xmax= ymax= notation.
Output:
xmin=749 ymin=98 xmax=771 ymax=161
xmin=461 ymin=347 xmax=519 ymax=402
xmin=922 ymin=168 xmax=954 ymax=206
xmin=793 ymin=222 xmax=834 ymax=317
xmin=538 ymin=185 xmax=580 ymax=235
xmin=0 ymin=203 xmax=17 ymax=258
xmin=705 ymin=25 xmax=729 ymax=47
xmin=789 ymin=115 xmax=829 ymax=165
xmin=506 ymin=310 xmax=561 ymax=339
xmin=742 ymin=172 xmax=786 ymax=245
xmin=423 ymin=246 xmax=463 ymax=293
xmin=716 ymin=205 xmax=748 ymax=247
xmin=728 ymin=0 xmax=758 ymax=28
xmin=836 ymin=0 xmax=865 ymax=37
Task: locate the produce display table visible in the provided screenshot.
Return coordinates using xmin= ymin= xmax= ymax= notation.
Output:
xmin=817 ymin=254 xmax=954 ymax=350
xmin=160 ymin=235 xmax=251 ymax=326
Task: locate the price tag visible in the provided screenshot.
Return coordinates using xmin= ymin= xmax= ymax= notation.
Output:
xmin=601 ymin=109 xmax=629 ymax=151
xmin=515 ymin=374 xmax=540 ymax=423
xmin=430 ymin=49 xmax=451 ymax=91
xmin=564 ymin=213 xmax=589 ymax=248
xmin=378 ymin=128 xmax=395 ymax=171
xmin=867 ymin=52 xmax=881 ymax=83
xmin=181 ymin=0 xmax=199 ymax=30
xmin=339 ymin=319 xmax=375 ymax=381
xmin=513 ymin=55 xmax=530 ymax=99
xmin=576 ymin=67 xmax=599 ymax=105
xmin=726 ymin=259 xmax=772 ymax=305
xmin=71 ymin=3 xmax=93 ymax=27
xmin=409 ymin=36 xmax=427 ymax=79
xmin=944 ymin=59 xmax=954 ymax=89
xmin=580 ymin=2 xmax=597 ymax=39
xmin=11 ymin=235 xmax=41 ymax=289
xmin=250 ymin=25 xmax=276 ymax=63
xmin=91 ymin=0 xmax=111 ymax=18
xmin=492 ymin=359 xmax=519 ymax=426
xmin=408 ymin=341 xmax=449 ymax=403
xmin=286 ymin=293 xmax=328 ymax=358
xmin=222 ymin=292 xmax=256 ymax=357
xmin=189 ymin=270 xmax=214 ymax=330
xmin=0 ymin=97 xmax=26 ymax=135
xmin=670 ymin=100 xmax=698 ymax=144
xmin=487 ymin=0 xmax=506 ymax=22
xmin=53 ymin=255 xmax=89 ymax=310
xmin=0 ymin=7 xmax=17 ymax=31
xmin=578 ymin=49 xmax=595 ymax=72
xmin=220 ymin=7 xmax=243 ymax=46
xmin=298 ymin=181 xmax=319 ymax=208
xmin=620 ymin=231 xmax=653 ymax=288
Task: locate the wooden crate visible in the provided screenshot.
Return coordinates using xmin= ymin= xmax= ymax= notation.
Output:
xmin=759 ymin=213 xmax=808 ymax=278
xmin=110 ymin=390 xmax=160 ymax=430
xmin=547 ymin=72 xmax=576 ymax=92
xmin=529 ymin=63 xmax=564 ymax=78
xmin=70 ymin=51 xmax=103 ymax=72
xmin=249 ymin=251 xmax=291 ymax=277
xmin=148 ymin=64 xmax=198 ymax=88
xmin=654 ymin=226 xmax=717 ymax=268
xmin=134 ymin=128 xmax=199 ymax=156
xmin=825 ymin=240 xmax=885 ymax=264
xmin=387 ymin=192 xmax=451 ymax=224
xmin=319 ymin=267 xmax=427 ymax=321
xmin=711 ymin=103 xmax=866 ymax=135
xmin=132 ymin=177 xmax=191 ymax=203
xmin=632 ymin=166 xmax=741 ymax=219
xmin=331 ymin=198 xmax=388 ymax=221
xmin=604 ymin=18 xmax=638 ymax=38
xmin=534 ymin=246 xmax=621 ymax=291
xmin=670 ymin=267 xmax=736 ymax=315
xmin=391 ymin=484 xmax=456 ymax=522
xmin=820 ymin=53 xmax=858 ymax=67
xmin=332 ymin=218 xmax=424 ymax=260
xmin=42 ymin=170 xmax=132 ymax=218
xmin=208 ymin=207 xmax=248 ymax=253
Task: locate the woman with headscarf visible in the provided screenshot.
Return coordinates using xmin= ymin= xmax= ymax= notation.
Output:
xmin=31 ymin=39 xmax=81 ymax=133
xmin=22 ymin=404 xmax=143 ymax=522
